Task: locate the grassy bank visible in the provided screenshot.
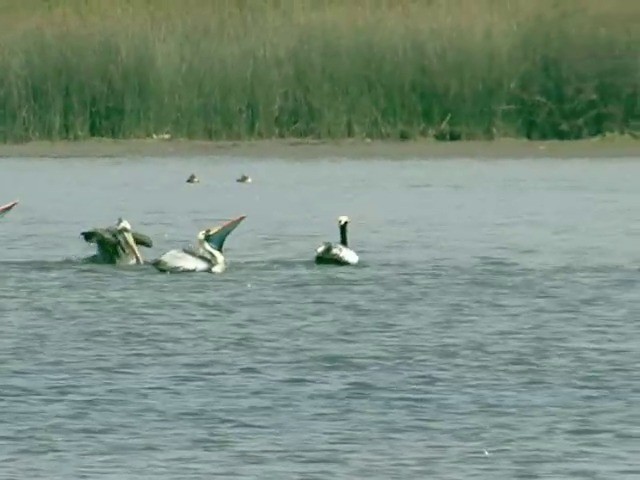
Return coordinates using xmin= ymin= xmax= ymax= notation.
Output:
xmin=2 ymin=136 xmax=639 ymax=160
xmin=0 ymin=0 xmax=638 ymax=142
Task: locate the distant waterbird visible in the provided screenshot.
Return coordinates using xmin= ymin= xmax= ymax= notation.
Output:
xmin=186 ymin=173 xmax=199 ymax=184
xmin=80 ymin=218 xmax=153 ymax=265
xmin=236 ymin=174 xmax=252 ymax=183
xmin=315 ymin=215 xmax=359 ymax=265
xmin=152 ymin=215 xmax=246 ymax=273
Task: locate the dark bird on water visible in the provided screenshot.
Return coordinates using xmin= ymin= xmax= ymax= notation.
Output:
xmin=80 ymin=218 xmax=153 ymax=265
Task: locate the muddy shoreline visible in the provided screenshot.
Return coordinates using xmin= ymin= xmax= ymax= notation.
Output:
xmin=0 ymin=137 xmax=638 ymax=159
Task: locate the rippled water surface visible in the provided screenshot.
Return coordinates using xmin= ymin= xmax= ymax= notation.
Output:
xmin=1 ymin=155 xmax=639 ymax=479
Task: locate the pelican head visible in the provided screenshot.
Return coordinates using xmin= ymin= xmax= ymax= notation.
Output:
xmin=197 ymin=228 xmax=214 ymax=244
xmin=196 ymin=215 xmax=247 ymax=253
xmin=115 ymin=217 xmax=143 ymax=264
xmin=194 ymin=227 xmax=226 ymax=270
xmin=196 ymin=227 xmax=225 ymax=256
xmin=195 ymin=216 xmax=247 ymax=269
xmin=198 ymin=227 xmax=225 ymax=251
xmin=116 ymin=218 xmax=132 ymax=232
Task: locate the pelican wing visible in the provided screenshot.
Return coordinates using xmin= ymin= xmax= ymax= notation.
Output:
xmin=152 ymin=249 xmax=212 ymax=273
xmin=81 ymin=228 xmax=152 ymax=248
xmin=0 ymin=200 xmax=18 ymax=218
xmin=205 ymin=215 xmax=246 ymax=252
xmin=80 ymin=229 xmax=120 ymax=264
xmin=131 ymin=231 xmax=153 ymax=248
xmin=81 ymin=228 xmax=117 ymax=246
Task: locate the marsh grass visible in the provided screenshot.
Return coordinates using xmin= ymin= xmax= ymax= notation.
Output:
xmin=0 ymin=0 xmax=638 ymax=142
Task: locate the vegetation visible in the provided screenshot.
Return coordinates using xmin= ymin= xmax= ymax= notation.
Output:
xmin=0 ymin=0 xmax=638 ymax=142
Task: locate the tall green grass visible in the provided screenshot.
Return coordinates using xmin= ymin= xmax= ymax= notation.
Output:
xmin=0 ymin=0 xmax=638 ymax=142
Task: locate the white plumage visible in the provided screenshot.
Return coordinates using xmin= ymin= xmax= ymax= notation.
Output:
xmin=152 ymin=247 xmax=224 ymax=273
xmin=315 ymin=242 xmax=359 ymax=265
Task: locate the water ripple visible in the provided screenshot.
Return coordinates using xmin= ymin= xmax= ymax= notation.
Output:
xmin=1 ymin=157 xmax=640 ymax=479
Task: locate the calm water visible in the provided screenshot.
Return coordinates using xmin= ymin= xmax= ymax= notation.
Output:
xmin=1 ymin=155 xmax=639 ymax=479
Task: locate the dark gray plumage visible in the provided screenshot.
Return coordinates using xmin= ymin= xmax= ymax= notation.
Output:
xmin=81 ymin=218 xmax=152 ymax=265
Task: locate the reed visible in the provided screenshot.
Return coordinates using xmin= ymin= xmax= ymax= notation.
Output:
xmin=0 ymin=0 xmax=638 ymax=142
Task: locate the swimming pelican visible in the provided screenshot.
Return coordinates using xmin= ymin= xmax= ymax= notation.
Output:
xmin=236 ymin=174 xmax=252 ymax=183
xmin=315 ymin=215 xmax=359 ymax=265
xmin=0 ymin=200 xmax=18 ymax=218
xmin=152 ymin=215 xmax=246 ymax=273
xmin=80 ymin=218 xmax=152 ymax=265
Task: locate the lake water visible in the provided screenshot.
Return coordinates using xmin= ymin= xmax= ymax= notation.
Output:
xmin=1 ymin=155 xmax=639 ymax=479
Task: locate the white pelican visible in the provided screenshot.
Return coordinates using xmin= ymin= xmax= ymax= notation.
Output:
xmin=80 ymin=218 xmax=151 ymax=265
xmin=0 ymin=200 xmax=18 ymax=218
xmin=152 ymin=215 xmax=246 ymax=273
xmin=315 ymin=215 xmax=359 ymax=265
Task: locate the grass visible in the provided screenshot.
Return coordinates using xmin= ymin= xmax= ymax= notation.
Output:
xmin=0 ymin=0 xmax=638 ymax=142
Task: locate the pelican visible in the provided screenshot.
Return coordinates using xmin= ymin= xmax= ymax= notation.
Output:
xmin=0 ymin=200 xmax=18 ymax=218
xmin=315 ymin=215 xmax=359 ymax=265
xmin=80 ymin=218 xmax=152 ymax=265
xmin=152 ymin=215 xmax=246 ymax=273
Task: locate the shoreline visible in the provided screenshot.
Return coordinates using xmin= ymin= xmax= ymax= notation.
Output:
xmin=0 ymin=137 xmax=638 ymax=160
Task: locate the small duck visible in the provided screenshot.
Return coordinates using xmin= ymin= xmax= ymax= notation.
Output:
xmin=236 ymin=174 xmax=252 ymax=184
xmin=186 ymin=173 xmax=199 ymax=184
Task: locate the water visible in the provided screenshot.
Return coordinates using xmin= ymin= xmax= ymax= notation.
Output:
xmin=1 ymin=155 xmax=639 ymax=479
